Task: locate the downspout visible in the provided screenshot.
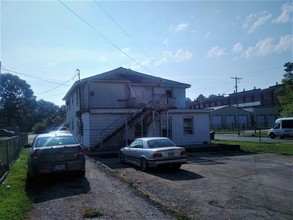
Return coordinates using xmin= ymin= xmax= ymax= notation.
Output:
xmin=76 ymin=69 xmax=83 ymax=144
xmin=128 ymin=81 xmax=136 ymax=98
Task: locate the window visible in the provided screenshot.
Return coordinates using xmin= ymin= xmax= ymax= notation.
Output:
xmin=166 ymin=90 xmax=172 ymax=98
xmin=130 ymin=140 xmax=143 ymax=148
xmin=183 ymin=117 xmax=193 ymax=135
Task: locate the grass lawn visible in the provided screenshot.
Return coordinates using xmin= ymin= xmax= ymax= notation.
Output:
xmin=0 ymin=149 xmax=33 ymax=220
xmin=212 ymin=140 xmax=293 ymax=155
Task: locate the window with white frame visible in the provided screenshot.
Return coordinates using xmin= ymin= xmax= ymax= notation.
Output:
xmin=183 ymin=117 xmax=193 ymax=135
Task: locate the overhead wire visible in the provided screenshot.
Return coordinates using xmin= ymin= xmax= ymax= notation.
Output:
xmin=35 ymin=75 xmax=75 ymax=95
xmin=1 ymin=67 xmax=72 ymax=86
xmin=94 ymin=1 xmax=169 ymax=77
xmin=1 ymin=66 xmax=77 ymax=96
xmin=57 ymin=0 xmax=157 ymax=77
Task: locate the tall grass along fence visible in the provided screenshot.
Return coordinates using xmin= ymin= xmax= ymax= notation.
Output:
xmin=0 ymin=134 xmax=28 ymax=183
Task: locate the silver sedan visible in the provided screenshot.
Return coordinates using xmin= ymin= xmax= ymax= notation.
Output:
xmin=119 ymin=137 xmax=187 ymax=171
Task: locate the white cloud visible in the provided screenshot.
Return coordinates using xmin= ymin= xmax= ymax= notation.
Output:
xmin=155 ymin=49 xmax=193 ymax=66
xmin=272 ymin=2 xmax=293 ymax=23
xmin=256 ymin=38 xmax=275 ymax=56
xmin=155 ymin=51 xmax=173 ymax=66
xmin=174 ymin=49 xmax=193 ymax=63
xmin=242 ymin=35 xmax=292 ymax=58
xmin=232 ymin=43 xmax=243 ymax=53
xmin=275 ymin=35 xmax=293 ymax=52
xmin=129 ymin=59 xmax=151 ymax=70
xmin=243 ymin=11 xmax=272 ymax=33
xmin=169 ymin=23 xmax=189 ymax=32
xmin=163 ymin=38 xmax=169 ymax=47
xmin=206 ymin=46 xmax=227 ymax=58
xmin=242 ymin=46 xmax=255 ymax=58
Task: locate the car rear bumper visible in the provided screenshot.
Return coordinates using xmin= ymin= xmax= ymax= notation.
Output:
xmin=29 ymin=157 xmax=85 ymax=177
xmin=147 ymin=157 xmax=187 ymax=168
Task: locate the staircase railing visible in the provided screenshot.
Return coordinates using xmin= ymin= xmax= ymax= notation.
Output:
xmin=99 ymin=98 xmax=154 ymax=150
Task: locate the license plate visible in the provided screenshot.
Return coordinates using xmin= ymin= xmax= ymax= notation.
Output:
xmin=54 ymin=164 xmax=66 ymax=171
xmin=168 ymin=151 xmax=176 ymax=157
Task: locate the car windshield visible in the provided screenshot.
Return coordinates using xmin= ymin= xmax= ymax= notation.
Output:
xmin=35 ymin=136 xmax=78 ymax=147
xmin=147 ymin=139 xmax=175 ymax=148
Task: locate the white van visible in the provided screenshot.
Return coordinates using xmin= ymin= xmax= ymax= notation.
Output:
xmin=268 ymin=117 xmax=293 ymax=139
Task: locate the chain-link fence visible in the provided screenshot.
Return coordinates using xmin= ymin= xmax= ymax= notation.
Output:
xmin=0 ymin=134 xmax=28 ymax=182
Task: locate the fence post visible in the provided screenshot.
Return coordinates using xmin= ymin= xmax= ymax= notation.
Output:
xmin=259 ymin=124 xmax=262 ymax=142
xmin=5 ymin=140 xmax=9 ymax=170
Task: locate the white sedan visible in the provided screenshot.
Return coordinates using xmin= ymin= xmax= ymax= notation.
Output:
xmin=119 ymin=137 xmax=187 ymax=171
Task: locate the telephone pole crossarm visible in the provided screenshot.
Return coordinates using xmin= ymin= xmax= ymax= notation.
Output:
xmin=231 ymin=76 xmax=242 ymax=136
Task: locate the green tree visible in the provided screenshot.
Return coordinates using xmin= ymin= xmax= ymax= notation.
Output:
xmin=0 ymin=73 xmax=37 ymax=130
xmin=196 ymin=94 xmax=206 ymax=101
xmin=277 ymin=62 xmax=293 ymax=117
xmin=186 ymin=97 xmax=192 ymax=108
xmin=32 ymin=105 xmax=66 ymax=133
xmin=35 ymin=99 xmax=59 ymax=122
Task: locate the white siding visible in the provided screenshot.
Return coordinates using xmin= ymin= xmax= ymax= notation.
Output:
xmin=81 ymin=113 xmax=90 ymax=148
xmin=65 ymin=92 xmax=80 ymax=137
xmin=173 ymin=88 xmax=187 ymax=108
xmin=170 ymin=112 xmax=210 ymax=146
xmin=89 ymin=81 xmax=129 ymax=108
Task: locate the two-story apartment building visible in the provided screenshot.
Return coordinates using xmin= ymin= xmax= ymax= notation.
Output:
xmin=63 ymin=67 xmax=211 ymax=150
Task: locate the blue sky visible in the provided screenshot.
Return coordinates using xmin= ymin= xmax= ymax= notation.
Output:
xmin=1 ymin=0 xmax=292 ymax=106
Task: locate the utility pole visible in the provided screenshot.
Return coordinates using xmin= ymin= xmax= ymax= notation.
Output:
xmin=231 ymin=76 xmax=242 ymax=135
xmin=0 ymin=61 xmax=2 ymax=97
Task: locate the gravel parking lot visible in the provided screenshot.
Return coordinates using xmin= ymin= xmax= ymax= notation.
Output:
xmin=27 ymin=151 xmax=293 ymax=220
xmin=97 ymin=151 xmax=293 ymax=220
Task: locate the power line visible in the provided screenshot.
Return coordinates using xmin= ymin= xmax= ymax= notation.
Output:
xmin=57 ymin=0 xmax=157 ymax=76
xmin=94 ymin=1 xmax=166 ymax=76
xmin=1 ymin=66 xmax=77 ymax=96
xmin=1 ymin=67 xmax=72 ymax=86
xmin=35 ymin=75 xmax=76 ymax=95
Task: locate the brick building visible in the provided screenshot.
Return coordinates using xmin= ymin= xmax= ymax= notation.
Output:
xmin=190 ymin=84 xmax=281 ymax=129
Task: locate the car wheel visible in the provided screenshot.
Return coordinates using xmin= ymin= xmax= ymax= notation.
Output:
xmin=140 ymin=158 xmax=148 ymax=172
xmin=172 ymin=164 xmax=181 ymax=170
xmin=77 ymin=170 xmax=85 ymax=178
xmin=269 ymin=133 xmax=275 ymax=139
xmin=119 ymin=152 xmax=125 ymax=164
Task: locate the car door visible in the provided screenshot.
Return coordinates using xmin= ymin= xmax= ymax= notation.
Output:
xmin=127 ymin=140 xmax=143 ymax=166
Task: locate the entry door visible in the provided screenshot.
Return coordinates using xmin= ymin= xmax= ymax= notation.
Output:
xmin=239 ymin=115 xmax=248 ymax=129
xmin=212 ymin=116 xmax=222 ymax=129
xmin=225 ymin=116 xmax=235 ymax=129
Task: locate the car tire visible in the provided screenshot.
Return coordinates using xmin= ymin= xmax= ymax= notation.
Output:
xmin=269 ymin=133 xmax=276 ymax=139
xmin=140 ymin=158 xmax=148 ymax=172
xmin=172 ymin=164 xmax=181 ymax=170
xmin=119 ymin=152 xmax=125 ymax=164
xmin=77 ymin=170 xmax=85 ymax=178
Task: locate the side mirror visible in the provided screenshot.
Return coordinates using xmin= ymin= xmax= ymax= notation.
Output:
xmin=24 ymin=143 xmax=32 ymax=148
